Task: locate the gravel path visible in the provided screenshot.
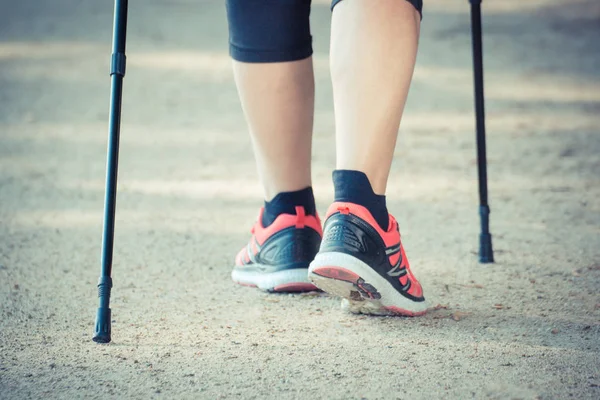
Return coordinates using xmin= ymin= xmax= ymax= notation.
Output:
xmin=1 ymin=0 xmax=599 ymax=398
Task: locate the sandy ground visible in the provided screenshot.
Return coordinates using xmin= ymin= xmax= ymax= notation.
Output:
xmin=1 ymin=0 xmax=599 ymax=398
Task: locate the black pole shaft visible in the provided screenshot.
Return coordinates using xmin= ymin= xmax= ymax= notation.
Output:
xmin=469 ymin=0 xmax=494 ymax=263
xmin=470 ymin=0 xmax=488 ymax=206
xmin=93 ymin=0 xmax=128 ymax=343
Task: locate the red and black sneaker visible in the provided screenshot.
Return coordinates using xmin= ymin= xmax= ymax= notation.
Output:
xmin=232 ymin=206 xmax=322 ymax=292
xmin=308 ymin=202 xmax=428 ymax=316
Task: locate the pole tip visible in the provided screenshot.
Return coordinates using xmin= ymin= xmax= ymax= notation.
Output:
xmin=479 ymin=233 xmax=494 ymax=263
xmin=93 ymin=307 xmax=111 ymax=343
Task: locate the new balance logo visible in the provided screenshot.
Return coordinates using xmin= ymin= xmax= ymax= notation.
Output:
xmin=387 ymin=262 xmax=403 ymax=277
xmin=387 ymin=253 xmax=407 ymax=277
xmin=386 ymin=244 xmax=405 ymax=277
xmin=385 ymin=244 xmax=401 ymax=255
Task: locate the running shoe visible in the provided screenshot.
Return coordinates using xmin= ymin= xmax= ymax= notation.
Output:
xmin=308 ymin=202 xmax=428 ymax=316
xmin=232 ymin=206 xmax=322 ymax=292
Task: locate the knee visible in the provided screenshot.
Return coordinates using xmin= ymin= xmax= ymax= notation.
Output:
xmin=331 ymin=0 xmax=423 ymax=18
xmin=226 ymin=0 xmax=313 ymax=63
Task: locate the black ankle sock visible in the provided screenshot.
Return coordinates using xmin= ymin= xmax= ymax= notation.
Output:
xmin=262 ymin=187 xmax=316 ymax=227
xmin=332 ymin=170 xmax=389 ymax=230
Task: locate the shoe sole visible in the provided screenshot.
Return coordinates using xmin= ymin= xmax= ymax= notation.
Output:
xmin=308 ymin=252 xmax=429 ymax=316
xmin=232 ymin=267 xmax=317 ymax=293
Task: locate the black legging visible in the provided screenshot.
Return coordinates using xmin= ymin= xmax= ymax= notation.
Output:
xmin=226 ymin=0 xmax=423 ymax=63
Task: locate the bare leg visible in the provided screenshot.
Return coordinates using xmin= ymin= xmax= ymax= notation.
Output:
xmin=232 ymin=58 xmax=314 ymax=200
xmin=228 ymin=1 xmax=320 ymax=292
xmin=331 ymin=0 xmax=420 ymax=194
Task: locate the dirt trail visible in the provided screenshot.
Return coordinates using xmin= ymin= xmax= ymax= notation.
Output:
xmin=1 ymin=0 xmax=599 ymax=398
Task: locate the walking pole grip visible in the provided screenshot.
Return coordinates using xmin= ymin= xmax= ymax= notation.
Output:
xmin=93 ymin=0 xmax=128 ymax=344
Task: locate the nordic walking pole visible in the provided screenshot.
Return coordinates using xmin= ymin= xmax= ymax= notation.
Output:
xmin=469 ymin=0 xmax=494 ymax=263
xmin=93 ymin=0 xmax=128 ymax=343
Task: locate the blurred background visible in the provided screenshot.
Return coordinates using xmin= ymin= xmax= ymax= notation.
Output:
xmin=1 ymin=0 xmax=599 ymax=398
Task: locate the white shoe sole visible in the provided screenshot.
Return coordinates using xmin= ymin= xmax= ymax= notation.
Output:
xmin=308 ymin=252 xmax=429 ymax=316
xmin=232 ymin=267 xmax=316 ymax=292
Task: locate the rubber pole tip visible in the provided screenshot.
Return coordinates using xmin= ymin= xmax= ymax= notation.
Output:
xmin=93 ymin=307 xmax=111 ymax=343
xmin=479 ymin=233 xmax=494 ymax=263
